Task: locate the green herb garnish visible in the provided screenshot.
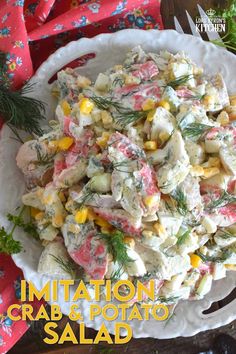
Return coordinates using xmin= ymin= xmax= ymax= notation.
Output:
xmin=7 ymin=209 xmax=39 ymax=240
xmin=167 ymin=75 xmax=194 ymax=89
xmin=35 ymin=144 xmax=55 ymax=167
xmin=182 ymin=123 xmax=212 ymax=139
xmin=0 ymin=226 xmax=22 ymax=255
xmin=196 ymin=249 xmax=232 ymax=263
xmin=89 ymin=93 xmax=148 ymax=126
xmin=0 ymin=206 xmax=40 ymax=254
xmin=212 ymin=1 xmax=236 ymax=52
xmin=0 ymin=51 xmax=45 ymax=136
xmin=176 ymin=229 xmax=191 ymax=246
xmin=205 ymin=190 xmax=236 ymax=211
xmin=98 ymin=230 xmax=134 ymax=280
xmin=171 ymin=188 xmax=188 ymax=216
xmin=50 ymin=254 xmax=77 ymax=279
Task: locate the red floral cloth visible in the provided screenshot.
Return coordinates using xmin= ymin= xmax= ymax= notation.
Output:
xmin=0 ymin=0 xmax=163 ymax=352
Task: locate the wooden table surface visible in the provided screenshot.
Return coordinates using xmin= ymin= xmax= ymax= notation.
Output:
xmin=9 ymin=1 xmax=236 ymax=353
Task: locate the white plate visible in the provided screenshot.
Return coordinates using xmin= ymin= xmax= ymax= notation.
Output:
xmin=1 ymin=29 xmax=236 ymax=338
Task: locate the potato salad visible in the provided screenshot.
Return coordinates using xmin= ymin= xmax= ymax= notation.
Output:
xmin=16 ymin=46 xmax=236 ymax=304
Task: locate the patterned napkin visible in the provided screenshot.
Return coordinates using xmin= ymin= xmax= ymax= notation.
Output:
xmin=0 ymin=1 xmax=163 ymax=352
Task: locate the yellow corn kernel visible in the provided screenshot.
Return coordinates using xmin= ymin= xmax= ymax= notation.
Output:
xmin=61 ymin=100 xmax=71 ymax=116
xmin=87 ymin=208 xmax=97 ymax=221
xmin=30 ymin=207 xmax=41 ymax=218
xmin=94 ymin=217 xmax=111 ymax=229
xmin=96 ymin=132 xmax=111 ymax=149
xmin=146 ymin=109 xmax=156 ymax=122
xmin=190 ymin=254 xmax=202 ymax=268
xmin=158 ymin=100 xmax=170 ymax=111
xmin=208 ymin=157 xmax=221 ymax=168
xmin=216 ymin=111 xmax=229 ymax=126
xmin=79 ymin=98 xmax=94 ymax=115
xmin=143 ymin=195 xmax=159 ymax=209
xmin=101 ymin=110 xmax=113 ymax=125
xmin=35 ymin=212 xmax=45 ymax=221
xmin=53 ymin=214 xmax=64 ymax=228
xmin=225 ymin=264 xmax=236 ymax=271
xmin=159 ymin=131 xmax=170 ymax=144
xmin=124 ymin=236 xmax=135 ymax=248
xmin=202 ymin=167 xmax=220 ymax=179
xmin=144 ymin=141 xmax=157 ymax=151
xmin=190 ymin=165 xmax=204 ymax=177
xmin=203 ymin=95 xmax=215 ymax=106
xmin=153 ymin=222 xmax=166 ymax=237
xmin=57 ymin=136 xmax=74 ymax=151
xmin=74 ymin=208 xmax=88 ymax=224
xmin=142 ymin=98 xmax=156 ymax=111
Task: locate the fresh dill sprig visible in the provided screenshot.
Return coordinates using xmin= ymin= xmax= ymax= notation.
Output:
xmin=176 ymin=229 xmax=191 ymax=246
xmin=167 ymin=75 xmax=194 ymax=89
xmin=76 ymin=184 xmax=97 ymax=209
xmin=35 ymin=145 xmax=55 ymax=167
xmin=50 ymin=254 xmax=77 ymax=279
xmin=182 ymin=123 xmax=212 ymax=139
xmin=196 ymin=249 xmax=232 ymax=263
xmin=89 ymin=95 xmax=122 ymax=111
xmin=89 ymin=93 xmax=149 ymax=126
xmin=111 ymin=77 xmax=125 ymax=88
xmin=98 ymin=230 xmax=134 ymax=275
xmin=0 ymin=51 xmax=45 ymax=135
xmin=171 ymin=188 xmax=188 ymax=216
xmin=114 ymin=109 xmax=148 ymax=126
xmin=205 ymin=190 xmax=236 ymax=211
xmin=109 ymin=267 xmax=124 ymax=282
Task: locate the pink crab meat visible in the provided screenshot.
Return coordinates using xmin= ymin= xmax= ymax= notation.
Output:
xmin=202 ymin=192 xmax=236 ymax=227
xmin=205 ymin=126 xmax=236 ymax=144
xmin=138 ymin=162 xmax=159 ymax=195
xmin=132 ymin=83 xmax=161 ymax=110
xmin=108 ymin=132 xmax=145 ymax=161
xmin=114 ymin=82 xmax=161 ymax=110
xmin=69 ymin=231 xmax=108 ymax=280
xmin=93 ymin=208 xmax=142 ymax=238
xmin=63 ymin=116 xmax=74 ymax=136
xmin=131 ymin=61 xmax=159 ymax=81
xmin=65 ymin=130 xmax=98 ymax=166
xmin=176 ymin=88 xmax=194 ymax=98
